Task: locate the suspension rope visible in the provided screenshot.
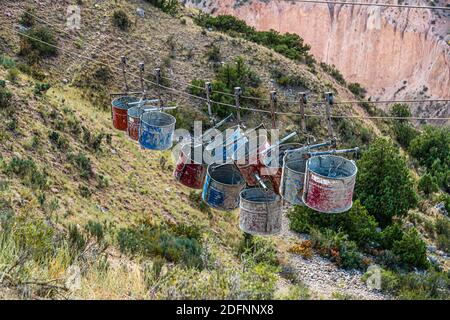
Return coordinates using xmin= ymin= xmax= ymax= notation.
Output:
xmin=8 ymin=7 xmax=450 ymax=107
xmin=284 ymin=0 xmax=450 ymax=11
xmin=8 ymin=28 xmax=450 ymax=121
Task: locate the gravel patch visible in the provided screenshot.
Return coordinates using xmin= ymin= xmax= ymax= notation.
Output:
xmin=276 ymin=212 xmax=389 ymax=300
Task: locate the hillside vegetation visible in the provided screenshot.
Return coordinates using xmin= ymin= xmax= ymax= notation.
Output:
xmin=0 ymin=0 xmax=449 ymax=300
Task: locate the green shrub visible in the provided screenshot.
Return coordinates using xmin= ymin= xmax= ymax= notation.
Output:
xmin=68 ymin=152 xmax=93 ymax=179
xmin=0 ymin=54 xmax=16 ymax=69
xmin=370 ymin=268 xmax=450 ymax=299
xmin=390 ymin=104 xmax=418 ymax=148
xmin=418 ymin=173 xmax=439 ymax=195
xmin=19 ymin=8 xmax=36 ymax=27
xmin=434 ymin=217 xmax=450 ymax=254
xmin=6 ymin=68 xmax=19 ymax=83
xmin=205 ymin=44 xmax=221 ymax=62
xmin=320 ymin=62 xmax=346 ymax=85
xmin=409 ymin=126 xmax=450 ymax=192
xmin=347 ymin=82 xmax=366 ymax=98
xmin=392 ymin=228 xmax=428 ymax=269
xmin=68 ymin=223 xmax=87 ymax=253
xmin=194 ymin=14 xmax=313 ymax=63
xmin=20 ymin=27 xmax=58 ymax=60
xmin=309 ymin=227 xmax=364 ymax=270
xmin=3 ymin=157 xmax=47 ymax=190
xmin=112 ymin=10 xmax=131 ymax=31
xmin=0 ymin=86 xmax=12 ymax=109
xmin=117 ymin=222 xmax=203 ymax=268
xmin=379 ymin=223 xmax=404 ymax=249
xmin=287 ymin=200 xmax=379 ymax=249
xmin=34 ymin=82 xmax=51 ymax=96
xmin=13 ymin=217 xmax=55 ymax=262
xmin=356 ymin=138 xmax=417 ymax=227
xmin=85 ymin=220 xmax=105 ymax=243
xmin=48 ymin=130 xmax=69 ymax=150
xmin=144 ymin=0 xmax=178 ymax=15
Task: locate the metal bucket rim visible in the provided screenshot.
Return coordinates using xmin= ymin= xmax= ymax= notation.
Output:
xmin=240 ymin=188 xmax=280 ymax=204
xmin=111 ymin=96 xmax=139 ymax=110
xmin=307 ymin=155 xmax=358 ymax=181
xmin=140 ymin=111 xmax=176 ymax=128
xmin=283 ymin=151 xmax=309 ymax=175
xmin=128 ymin=106 xmax=145 ymax=118
xmin=207 ymin=163 xmax=245 ymax=187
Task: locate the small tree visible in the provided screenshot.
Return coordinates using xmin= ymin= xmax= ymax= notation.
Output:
xmin=112 ymin=10 xmax=131 ymax=31
xmin=356 ymin=138 xmax=417 ymax=227
xmin=390 ymin=104 xmax=418 ymax=148
xmin=418 ymin=173 xmax=439 ymax=196
xmin=392 ymin=228 xmax=428 ymax=269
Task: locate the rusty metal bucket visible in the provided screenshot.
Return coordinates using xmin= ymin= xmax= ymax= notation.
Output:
xmin=127 ymin=107 xmax=145 ymax=141
xmin=173 ymin=141 xmax=207 ymax=189
xmin=280 ymin=150 xmax=309 ymax=205
xmin=261 ymin=143 xmax=303 ymax=194
xmin=303 ymin=155 xmax=357 ymax=213
xmin=111 ymin=96 xmax=139 ymax=131
xmin=239 ymin=188 xmax=282 ymax=235
xmin=202 ymin=163 xmax=246 ymax=211
xmin=139 ymin=111 xmax=176 ymax=150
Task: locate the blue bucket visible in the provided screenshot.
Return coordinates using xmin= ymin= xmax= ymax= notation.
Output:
xmin=202 ymin=163 xmax=246 ymax=211
xmin=139 ymin=111 xmax=176 ymax=150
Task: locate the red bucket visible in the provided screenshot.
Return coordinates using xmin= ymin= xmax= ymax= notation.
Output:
xmin=233 ymin=135 xmax=270 ymax=186
xmin=260 ymin=143 xmax=303 ymax=194
xmin=174 ymin=142 xmax=207 ymax=189
xmin=111 ymin=96 xmax=139 ymax=131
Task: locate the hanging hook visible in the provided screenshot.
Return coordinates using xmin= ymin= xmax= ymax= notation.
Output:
xmin=154 ymin=68 xmax=163 ymax=110
xmin=121 ymin=56 xmax=129 ymax=93
xmin=270 ymin=90 xmax=277 ymax=129
xmin=324 ymin=92 xmax=335 ymax=139
xmin=205 ymin=81 xmax=214 ymax=124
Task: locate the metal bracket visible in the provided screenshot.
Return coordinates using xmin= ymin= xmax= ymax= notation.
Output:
xmin=270 ymin=90 xmax=277 ymax=129
xmin=324 ymin=92 xmax=334 ymax=138
xmin=299 ymin=92 xmax=307 ymax=132
xmin=234 ymin=87 xmax=242 ymax=126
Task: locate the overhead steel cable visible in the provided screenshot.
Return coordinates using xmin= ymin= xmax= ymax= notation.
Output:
xmin=284 ymin=0 xmax=450 ymax=10
xmin=9 ymin=28 xmax=450 ymax=121
xmin=9 ymin=8 xmax=450 ymax=107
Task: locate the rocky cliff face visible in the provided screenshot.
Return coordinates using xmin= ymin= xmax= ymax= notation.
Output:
xmin=185 ymin=0 xmax=450 ymax=117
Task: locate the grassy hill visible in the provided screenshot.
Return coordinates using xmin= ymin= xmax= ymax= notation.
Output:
xmin=0 ymin=0 xmax=448 ymax=300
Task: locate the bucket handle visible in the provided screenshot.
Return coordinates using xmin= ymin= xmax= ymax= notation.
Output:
xmin=254 ymin=173 xmax=268 ymax=190
xmin=307 ymin=147 xmax=359 ymax=158
xmin=261 ymin=131 xmax=298 ymax=156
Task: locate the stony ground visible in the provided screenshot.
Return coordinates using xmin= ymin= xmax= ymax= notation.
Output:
xmin=276 ymin=212 xmax=389 ymax=300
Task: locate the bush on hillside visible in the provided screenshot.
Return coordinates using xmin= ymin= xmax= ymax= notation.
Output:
xmin=390 ymin=104 xmax=418 ymax=148
xmin=112 ymin=10 xmax=131 ymax=31
xmin=288 ymin=200 xmax=379 ymax=249
xmin=19 ymin=27 xmax=58 ymax=61
xmin=347 ymin=82 xmax=366 ymax=98
xmin=3 ymin=157 xmax=48 ymax=190
xmin=392 ymin=228 xmax=428 ymax=270
xmin=409 ymin=126 xmax=450 ymax=192
xmin=356 ymin=138 xmax=417 ymax=227
xmin=194 ymin=14 xmax=314 ymax=64
xmin=418 ymin=173 xmax=439 ymax=196
xmin=19 ymin=8 xmax=36 ymax=27
xmin=0 ymin=86 xmax=12 ymax=109
xmin=144 ymin=0 xmax=178 ymax=15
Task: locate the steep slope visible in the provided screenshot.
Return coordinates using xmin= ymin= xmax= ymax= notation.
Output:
xmin=185 ymin=0 xmax=450 ymax=118
xmin=0 ymin=0 xmax=393 ymax=300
